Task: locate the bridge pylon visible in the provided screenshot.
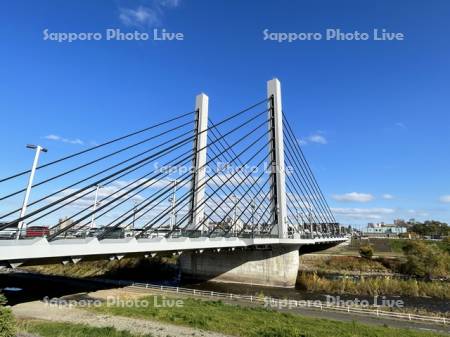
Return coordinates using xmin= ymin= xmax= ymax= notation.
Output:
xmin=188 ymin=93 xmax=209 ymax=232
xmin=267 ymin=78 xmax=288 ymax=239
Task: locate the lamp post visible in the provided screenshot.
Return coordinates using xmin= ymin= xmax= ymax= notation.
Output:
xmin=168 ymin=179 xmax=178 ymax=233
xmin=16 ymin=144 xmax=47 ymax=240
xmin=250 ymin=200 xmax=256 ymax=237
xmin=90 ymin=185 xmax=102 ymax=230
xmin=131 ymin=199 xmax=138 ymax=232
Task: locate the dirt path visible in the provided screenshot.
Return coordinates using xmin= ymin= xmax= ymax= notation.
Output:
xmin=12 ymin=300 xmax=232 ymax=337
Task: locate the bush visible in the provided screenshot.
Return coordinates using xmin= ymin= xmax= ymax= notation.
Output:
xmin=0 ymin=294 xmax=15 ymax=337
xmin=297 ymin=272 xmax=450 ymax=299
xmin=320 ymin=256 xmax=386 ymax=272
xmin=409 ymin=220 xmax=449 ymax=237
xmin=402 ymin=241 xmax=450 ymax=279
xmin=359 ymin=245 xmax=373 ymax=259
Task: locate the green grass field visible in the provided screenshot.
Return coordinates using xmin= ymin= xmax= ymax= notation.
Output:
xmin=90 ymin=295 xmax=447 ymax=337
xmin=17 ymin=320 xmax=152 ymax=337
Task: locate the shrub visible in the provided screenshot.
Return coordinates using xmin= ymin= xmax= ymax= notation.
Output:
xmin=0 ymin=294 xmax=15 ymax=337
xmin=359 ymin=245 xmax=373 ymax=259
xmin=297 ymin=272 xmax=450 ymax=299
xmin=402 ymin=241 xmax=450 ymax=279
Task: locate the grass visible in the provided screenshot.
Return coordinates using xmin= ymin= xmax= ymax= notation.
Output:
xmin=305 ymin=255 xmax=391 ymax=273
xmin=297 ymin=272 xmax=450 ymax=299
xmin=17 ymin=320 xmax=152 ymax=337
xmin=90 ymin=295 xmax=447 ymax=337
xmin=430 ymin=240 xmax=450 ymax=254
xmin=388 ymin=239 xmax=410 ymax=253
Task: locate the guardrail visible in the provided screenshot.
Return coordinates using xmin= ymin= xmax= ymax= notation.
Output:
xmin=127 ymin=282 xmax=447 ymax=326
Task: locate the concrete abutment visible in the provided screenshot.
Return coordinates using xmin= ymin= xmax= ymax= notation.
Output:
xmin=179 ymin=245 xmax=300 ymax=288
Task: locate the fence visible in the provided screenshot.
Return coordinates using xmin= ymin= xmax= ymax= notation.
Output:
xmin=126 ymin=282 xmax=447 ymax=326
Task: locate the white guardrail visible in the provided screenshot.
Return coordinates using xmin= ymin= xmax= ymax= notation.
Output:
xmin=126 ymin=282 xmax=447 ymax=326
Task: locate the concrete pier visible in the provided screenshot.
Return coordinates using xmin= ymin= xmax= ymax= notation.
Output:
xmin=179 ymin=245 xmax=300 ymax=288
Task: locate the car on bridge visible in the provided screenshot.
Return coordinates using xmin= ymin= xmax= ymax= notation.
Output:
xmin=0 ymin=222 xmax=17 ymax=239
xmin=25 ymin=226 xmax=50 ymax=238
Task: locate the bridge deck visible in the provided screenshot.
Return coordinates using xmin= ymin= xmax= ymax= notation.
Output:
xmin=0 ymin=237 xmax=347 ymax=264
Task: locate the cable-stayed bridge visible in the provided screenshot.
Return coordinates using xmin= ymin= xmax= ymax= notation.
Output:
xmin=0 ymin=79 xmax=346 ymax=287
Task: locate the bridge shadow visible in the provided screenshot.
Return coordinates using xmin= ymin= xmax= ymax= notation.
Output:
xmin=298 ymin=241 xmax=341 ymax=254
xmin=0 ymin=255 xmax=179 ymax=306
xmin=0 ymin=272 xmax=117 ymax=306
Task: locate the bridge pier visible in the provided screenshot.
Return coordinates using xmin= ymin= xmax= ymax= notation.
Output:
xmin=179 ymin=245 xmax=300 ymax=288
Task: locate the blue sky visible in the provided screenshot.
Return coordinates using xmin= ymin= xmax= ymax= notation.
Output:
xmin=1 ymin=0 xmax=449 ymax=226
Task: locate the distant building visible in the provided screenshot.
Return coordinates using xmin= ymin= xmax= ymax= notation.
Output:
xmin=394 ymin=219 xmax=406 ymax=226
xmin=364 ymin=222 xmax=407 ymax=237
xmin=56 ymin=217 xmax=73 ymax=231
xmin=367 ymin=222 xmax=384 ymax=228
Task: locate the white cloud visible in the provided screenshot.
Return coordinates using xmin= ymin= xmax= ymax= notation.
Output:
xmin=308 ymin=134 xmax=327 ymax=144
xmin=382 ymin=194 xmax=394 ymax=200
xmin=332 ymin=192 xmax=374 ymax=203
xmin=299 ymin=133 xmax=328 ymax=146
xmin=119 ymin=6 xmax=160 ymax=28
xmin=406 ymin=209 xmax=430 ymax=217
xmin=161 ymin=0 xmax=181 ymax=7
xmin=297 ymin=138 xmax=307 ymax=146
xmin=118 ymin=0 xmax=181 ymax=29
xmin=44 ymin=134 xmax=60 ymax=141
xmin=44 ymin=134 xmax=84 ymax=145
xmin=439 ymin=195 xmax=450 ymax=203
xmin=395 ymin=122 xmax=407 ymax=129
xmin=332 ymin=207 xmax=395 ymax=220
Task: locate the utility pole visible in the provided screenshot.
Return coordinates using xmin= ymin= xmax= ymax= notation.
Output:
xmin=169 ymin=179 xmax=178 ymax=233
xmin=231 ymin=193 xmax=238 ymax=234
xmin=296 ymin=211 xmax=303 ymax=234
xmin=17 ymin=144 xmax=47 ymax=240
xmin=250 ymin=200 xmax=256 ymax=237
xmin=250 ymin=200 xmax=256 ymax=225
xmin=90 ymin=185 xmax=102 ymax=229
xmin=131 ymin=199 xmax=138 ymax=232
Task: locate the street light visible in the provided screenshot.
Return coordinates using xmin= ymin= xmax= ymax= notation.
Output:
xmin=90 ymin=185 xmax=102 ymax=229
xmin=16 ymin=144 xmax=47 ymax=240
xmin=168 ymin=180 xmax=178 ymax=235
xmin=132 ymin=199 xmax=138 ymax=232
xmin=250 ymin=200 xmax=256 ymax=237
